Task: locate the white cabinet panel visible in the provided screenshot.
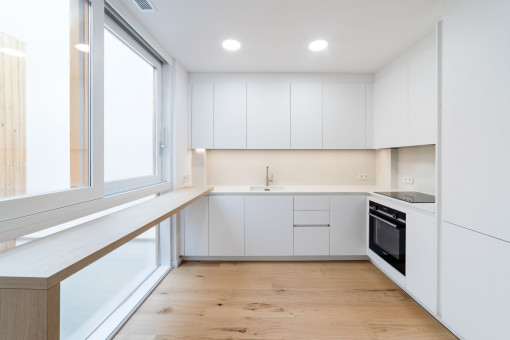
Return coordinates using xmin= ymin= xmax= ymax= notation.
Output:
xmin=294 ymin=195 xmax=329 ymax=210
xmin=442 ymin=222 xmax=510 ymax=339
xmin=245 ymin=196 xmax=293 ymax=256
xmin=290 ymin=83 xmax=322 ymax=149
xmin=247 ymin=83 xmax=290 ymax=149
xmin=208 ymin=196 xmax=245 ymax=256
xmin=330 ymin=195 xmax=365 ymax=255
xmin=323 ymin=84 xmax=366 ymax=149
xmin=409 ymin=44 xmax=437 ymax=146
xmin=191 ymin=83 xmax=214 ymax=149
xmin=373 ymin=65 xmax=408 ymax=148
xmin=406 ymin=210 xmax=436 ymax=314
xmin=442 ymin=0 xmax=510 ymax=242
xmin=184 ymin=196 xmax=208 ymax=256
xmin=294 ymin=211 xmax=329 ymax=226
xmin=294 ymin=227 xmax=330 ymax=256
xmin=214 ymin=83 xmax=247 ymax=149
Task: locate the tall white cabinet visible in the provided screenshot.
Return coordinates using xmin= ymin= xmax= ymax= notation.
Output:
xmin=191 ymin=83 xmax=214 ymax=149
xmin=323 ymin=84 xmax=366 ymax=149
xmin=290 ymin=83 xmax=323 ymax=149
xmin=247 ymin=83 xmax=291 ymax=149
xmin=213 ymin=83 xmax=247 ymax=149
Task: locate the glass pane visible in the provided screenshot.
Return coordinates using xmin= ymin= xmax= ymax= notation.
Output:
xmin=60 ymin=226 xmax=157 ymax=339
xmin=0 ymin=0 xmax=90 ymax=200
xmin=104 ymin=28 xmax=156 ymax=182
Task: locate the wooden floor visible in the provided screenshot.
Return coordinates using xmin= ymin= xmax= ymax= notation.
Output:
xmin=115 ymin=261 xmax=456 ymax=340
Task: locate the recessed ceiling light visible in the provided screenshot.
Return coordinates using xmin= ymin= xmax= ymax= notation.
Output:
xmin=308 ymin=40 xmax=328 ymax=52
xmin=222 ymin=39 xmax=241 ymax=51
xmin=0 ymin=47 xmax=25 ymax=58
xmin=75 ymin=44 xmax=90 ymax=53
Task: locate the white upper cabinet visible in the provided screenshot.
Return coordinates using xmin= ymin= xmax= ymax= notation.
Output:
xmin=323 ymin=84 xmax=366 ymax=149
xmin=290 ymin=83 xmax=323 ymax=149
xmin=246 ymin=83 xmax=291 ymax=149
xmin=213 ymin=83 xmax=247 ymax=149
xmin=191 ymin=83 xmax=214 ymax=149
xmin=373 ymin=65 xmax=409 ymax=148
xmin=409 ymin=44 xmax=437 ymax=146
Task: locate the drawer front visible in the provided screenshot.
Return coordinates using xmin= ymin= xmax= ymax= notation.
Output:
xmin=294 ymin=227 xmax=330 ymax=256
xmin=294 ymin=196 xmax=330 ymax=210
xmin=294 ymin=210 xmax=329 ymax=225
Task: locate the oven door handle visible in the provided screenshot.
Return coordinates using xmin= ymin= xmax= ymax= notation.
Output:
xmin=369 ymin=213 xmax=398 ymax=228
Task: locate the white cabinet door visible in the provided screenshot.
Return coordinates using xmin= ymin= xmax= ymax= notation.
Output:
xmin=246 ymin=83 xmax=290 ymax=149
xmin=406 ymin=210 xmax=436 ymax=314
xmin=442 ymin=222 xmax=510 ymax=339
xmin=245 ymin=196 xmax=293 ymax=256
xmin=329 ymin=195 xmax=365 ymax=255
xmin=323 ymin=84 xmax=366 ymax=149
xmin=294 ymin=227 xmax=330 ymax=256
xmin=409 ymin=44 xmax=437 ymax=146
xmin=191 ymin=83 xmax=213 ymax=149
xmin=290 ymin=83 xmax=322 ymax=149
xmin=184 ymin=196 xmax=208 ymax=256
xmin=208 ymin=196 xmax=245 ymax=256
xmin=214 ymin=83 xmax=247 ymax=149
xmin=373 ymin=65 xmax=408 ymax=148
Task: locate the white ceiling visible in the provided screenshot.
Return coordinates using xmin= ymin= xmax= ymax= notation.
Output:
xmin=121 ymin=0 xmax=442 ymax=73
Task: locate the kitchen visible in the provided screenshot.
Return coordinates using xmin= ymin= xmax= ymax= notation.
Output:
xmin=0 ymin=0 xmax=508 ymax=339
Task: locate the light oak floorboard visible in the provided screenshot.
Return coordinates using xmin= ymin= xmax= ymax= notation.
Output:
xmin=115 ymin=261 xmax=456 ymax=340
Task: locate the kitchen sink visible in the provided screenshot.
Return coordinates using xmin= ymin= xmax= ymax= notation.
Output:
xmin=250 ymin=186 xmax=286 ymax=192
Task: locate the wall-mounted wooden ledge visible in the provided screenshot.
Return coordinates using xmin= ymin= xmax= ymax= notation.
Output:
xmin=0 ymin=186 xmax=213 ymax=290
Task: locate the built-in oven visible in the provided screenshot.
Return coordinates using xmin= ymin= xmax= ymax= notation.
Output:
xmin=368 ymin=201 xmax=406 ymax=275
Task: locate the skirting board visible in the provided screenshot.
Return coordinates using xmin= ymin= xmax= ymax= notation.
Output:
xmin=182 ymin=255 xmax=369 ymax=261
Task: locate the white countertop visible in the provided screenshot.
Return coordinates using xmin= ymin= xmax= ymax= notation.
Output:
xmin=210 ymin=185 xmax=436 ymax=214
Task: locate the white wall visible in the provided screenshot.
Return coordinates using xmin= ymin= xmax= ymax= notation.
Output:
xmin=172 ymin=61 xmax=192 ymax=189
xmin=205 ymin=149 xmax=376 ymax=186
xmin=397 ymin=145 xmax=435 ymax=194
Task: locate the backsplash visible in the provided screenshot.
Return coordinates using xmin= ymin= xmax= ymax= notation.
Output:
xmin=397 ymin=145 xmax=436 ymax=194
xmin=204 ymin=150 xmax=376 ymax=186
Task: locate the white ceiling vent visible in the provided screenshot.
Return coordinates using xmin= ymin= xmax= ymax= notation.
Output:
xmin=133 ymin=0 xmax=156 ymax=11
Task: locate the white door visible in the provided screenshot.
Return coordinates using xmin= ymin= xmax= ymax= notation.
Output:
xmin=184 ymin=196 xmax=209 ymax=256
xmin=405 ymin=210 xmax=436 ymax=313
xmin=209 ymin=196 xmax=245 ymax=256
xmin=247 ymin=83 xmax=290 ymax=149
xmin=191 ymin=83 xmax=213 ymax=149
xmin=323 ymin=84 xmax=366 ymax=149
xmin=294 ymin=227 xmax=330 ymax=256
xmin=329 ymin=195 xmax=365 ymax=255
xmin=409 ymin=44 xmax=437 ymax=146
xmin=245 ymin=196 xmax=293 ymax=256
xmin=214 ymin=83 xmax=247 ymax=149
xmin=291 ymin=83 xmax=322 ymax=149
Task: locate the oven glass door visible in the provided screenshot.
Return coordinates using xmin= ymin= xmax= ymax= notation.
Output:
xmin=369 ymin=215 xmax=406 ymax=274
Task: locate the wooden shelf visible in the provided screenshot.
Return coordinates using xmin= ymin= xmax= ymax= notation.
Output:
xmin=0 ymin=186 xmax=213 ymax=290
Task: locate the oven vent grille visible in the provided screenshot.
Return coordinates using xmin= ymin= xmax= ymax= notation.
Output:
xmin=133 ymin=0 xmax=155 ymax=11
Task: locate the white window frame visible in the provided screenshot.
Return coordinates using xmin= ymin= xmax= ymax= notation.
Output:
xmin=0 ymin=0 xmax=104 ymax=223
xmin=103 ymin=14 xmax=164 ymax=196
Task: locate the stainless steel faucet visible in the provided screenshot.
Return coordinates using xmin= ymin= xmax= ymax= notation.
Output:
xmin=265 ymin=166 xmax=274 ymax=186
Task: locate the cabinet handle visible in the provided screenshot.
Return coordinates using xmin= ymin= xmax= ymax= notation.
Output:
xmin=369 ymin=213 xmax=398 ymax=228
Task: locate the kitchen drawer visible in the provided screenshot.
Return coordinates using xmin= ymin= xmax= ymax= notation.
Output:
xmin=294 ymin=196 xmax=330 ymax=210
xmin=294 ymin=210 xmax=329 ymax=226
xmin=294 ymin=227 xmax=330 ymax=256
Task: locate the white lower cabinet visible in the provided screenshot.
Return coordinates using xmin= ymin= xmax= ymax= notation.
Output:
xmin=184 ymin=196 xmax=209 ymax=256
xmin=330 ymin=195 xmax=366 ymax=255
xmin=294 ymin=227 xmax=329 ymax=256
xmin=245 ymin=196 xmax=294 ymax=256
xmin=209 ymin=196 xmax=245 ymax=256
xmin=405 ymin=210 xmax=437 ymax=314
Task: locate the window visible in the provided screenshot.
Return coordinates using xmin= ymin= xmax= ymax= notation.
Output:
xmin=0 ymin=0 xmax=99 ymax=221
xmin=104 ymin=14 xmax=163 ymax=195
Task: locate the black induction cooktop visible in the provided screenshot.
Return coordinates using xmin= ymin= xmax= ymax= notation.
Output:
xmin=375 ymin=191 xmax=435 ymax=203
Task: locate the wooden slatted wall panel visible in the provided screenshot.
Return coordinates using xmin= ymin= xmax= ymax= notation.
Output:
xmin=0 ymin=32 xmax=26 ymax=199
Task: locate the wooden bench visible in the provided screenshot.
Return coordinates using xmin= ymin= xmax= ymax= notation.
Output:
xmin=0 ymin=186 xmax=213 ymax=340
